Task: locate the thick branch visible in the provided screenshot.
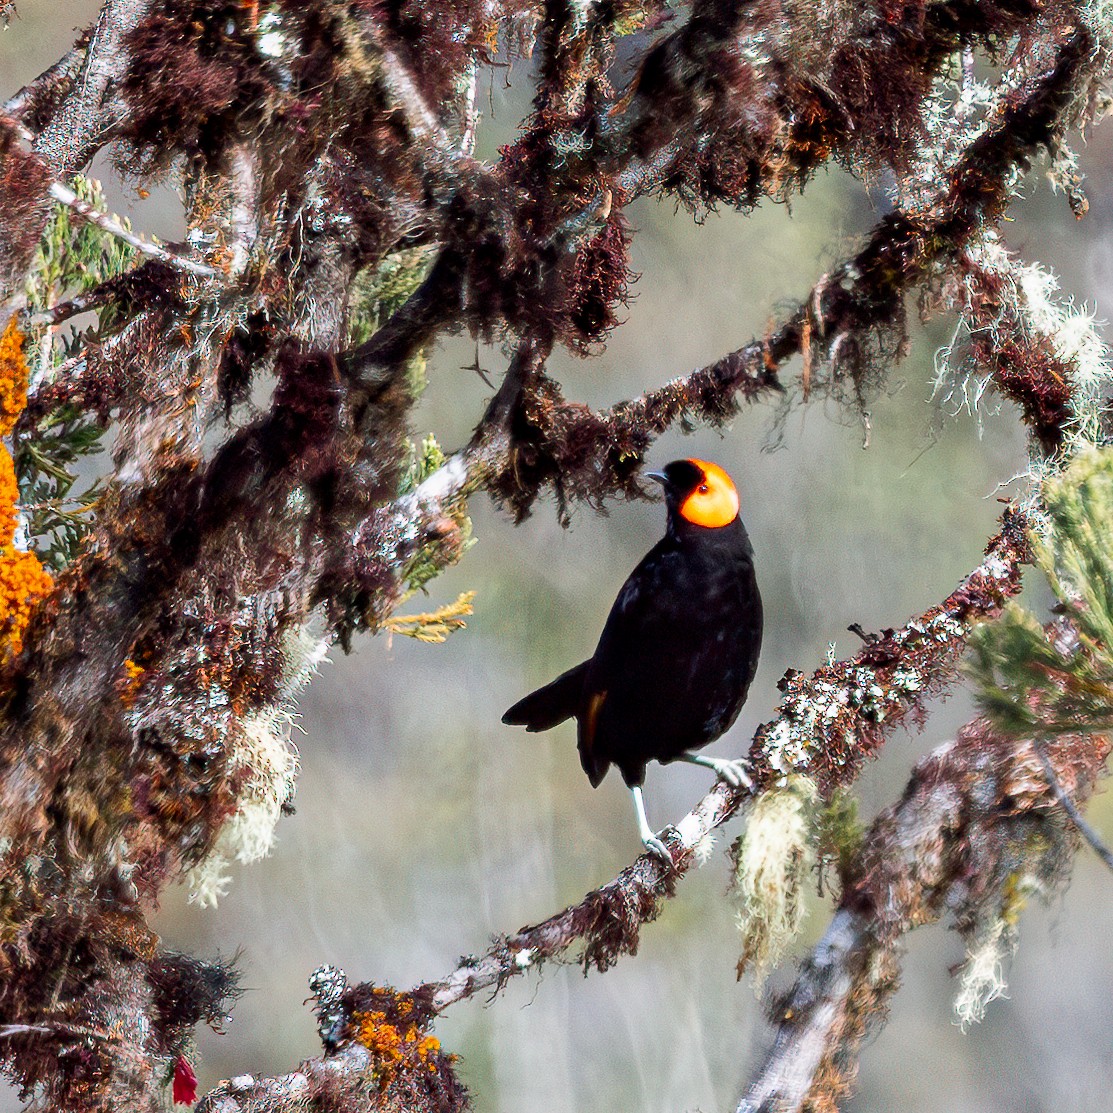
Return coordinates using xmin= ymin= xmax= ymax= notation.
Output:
xmin=2 ymin=39 xmax=88 ymax=130
xmin=34 ymin=0 xmax=154 ymax=175
xmin=737 ymin=716 xmax=1110 ymax=1112
xmin=33 ymin=0 xmax=155 ymax=173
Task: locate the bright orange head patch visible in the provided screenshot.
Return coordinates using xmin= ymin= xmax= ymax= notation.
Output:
xmin=677 ymin=460 xmax=739 ymax=528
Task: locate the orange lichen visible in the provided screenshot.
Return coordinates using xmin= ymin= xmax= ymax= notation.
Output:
xmin=0 ymin=549 xmax=53 ymax=656
xmin=0 ymin=318 xmax=29 ymax=438
xmin=0 ymin=318 xmax=54 ymax=658
xmin=0 ymin=498 xmax=53 ymax=651
xmin=355 ymin=1010 xmax=405 ymax=1066
xmin=415 ymin=1034 xmax=442 ymax=1071
xmin=351 ymin=1009 xmax=444 ymax=1081
xmin=0 ymin=448 xmax=18 ymax=545
xmin=119 ymin=658 xmax=146 ymax=707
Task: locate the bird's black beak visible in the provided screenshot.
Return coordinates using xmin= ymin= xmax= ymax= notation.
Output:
xmin=645 ymin=470 xmax=668 ymax=486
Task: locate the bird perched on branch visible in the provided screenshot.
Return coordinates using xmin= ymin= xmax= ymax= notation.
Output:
xmin=503 ymin=459 xmax=763 ymax=861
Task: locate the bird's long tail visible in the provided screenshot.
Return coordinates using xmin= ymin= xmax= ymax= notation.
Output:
xmin=502 ymin=661 xmax=588 ymax=731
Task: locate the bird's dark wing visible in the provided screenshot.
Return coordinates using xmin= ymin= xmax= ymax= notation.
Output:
xmin=576 ymin=688 xmax=609 ymax=787
xmin=578 ymin=540 xmax=693 ymax=780
xmin=581 ymin=527 xmax=761 ymax=784
xmin=588 ymin=539 xmax=688 ymax=679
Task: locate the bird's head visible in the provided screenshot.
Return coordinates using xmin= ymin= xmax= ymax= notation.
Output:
xmin=646 ymin=458 xmax=740 ymax=529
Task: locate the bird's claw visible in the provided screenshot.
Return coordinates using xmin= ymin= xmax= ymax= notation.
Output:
xmin=642 ymin=832 xmax=673 ymax=865
xmin=707 ymin=756 xmax=753 ymax=791
xmin=679 ymin=751 xmax=754 ymax=791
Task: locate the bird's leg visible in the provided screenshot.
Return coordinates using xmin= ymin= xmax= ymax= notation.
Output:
xmin=630 ymin=785 xmax=672 ymax=863
xmin=679 ymin=752 xmax=753 ymax=791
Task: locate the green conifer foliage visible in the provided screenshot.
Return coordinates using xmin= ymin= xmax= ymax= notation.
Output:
xmin=969 ymin=448 xmax=1113 ymax=739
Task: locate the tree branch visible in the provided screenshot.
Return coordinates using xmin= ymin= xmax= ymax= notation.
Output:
xmin=1 ymin=38 xmax=88 ymax=129
xmin=0 ymin=4 xmax=1108 ymax=1111
xmin=47 ymin=179 xmax=220 ymax=279
xmin=476 ymin=25 xmax=1092 ymax=519
xmin=737 ymin=715 xmax=1111 ymax=1112
xmin=33 ymin=0 xmax=154 ymax=175
xmin=1032 ymin=738 xmax=1113 ymax=873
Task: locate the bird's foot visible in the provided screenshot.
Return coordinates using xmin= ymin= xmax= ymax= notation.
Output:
xmin=681 ymin=752 xmax=753 ymax=791
xmin=630 ymin=785 xmax=674 ymax=865
xmin=642 ymin=831 xmax=673 ymax=865
xmin=710 ymin=757 xmax=753 ymax=790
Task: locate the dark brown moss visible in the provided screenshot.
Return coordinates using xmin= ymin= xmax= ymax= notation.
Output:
xmin=564 ymin=212 xmax=634 ymax=350
xmin=147 ymin=951 xmax=242 ymax=1051
xmin=0 ymin=131 xmax=52 ymax=296
xmin=120 ymin=2 xmax=276 ymax=170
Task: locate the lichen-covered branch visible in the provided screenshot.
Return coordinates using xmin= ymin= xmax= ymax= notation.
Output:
xmin=736 ymin=714 xmax=1109 ymax=1113
xmin=481 ymin=24 xmax=1093 ymax=518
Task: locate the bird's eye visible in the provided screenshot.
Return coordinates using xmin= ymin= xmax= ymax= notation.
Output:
xmin=698 ymin=484 xmax=709 ymax=493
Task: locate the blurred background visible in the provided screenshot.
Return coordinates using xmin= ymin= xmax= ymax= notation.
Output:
xmin=4 ymin=5 xmax=1113 ymax=1111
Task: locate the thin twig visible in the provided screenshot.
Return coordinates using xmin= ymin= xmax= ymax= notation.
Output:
xmin=1033 ymin=738 xmax=1113 ymax=873
xmin=48 ymin=181 xmax=220 ymax=279
xmin=30 ymin=289 xmax=107 ymax=327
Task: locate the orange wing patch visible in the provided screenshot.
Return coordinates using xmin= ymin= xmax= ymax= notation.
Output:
xmin=582 ymin=690 xmax=607 ymax=755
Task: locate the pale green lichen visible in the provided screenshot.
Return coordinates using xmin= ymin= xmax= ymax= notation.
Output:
xmin=187 ymin=622 xmax=327 ymax=907
xmin=762 ymin=661 xmax=928 ymax=777
xmin=187 ymin=708 xmax=300 ymax=907
xmin=954 ymin=917 xmax=1012 ymax=1030
xmin=812 ymin=786 xmax=864 ymax=893
xmin=691 ymin=830 xmax=716 ymax=866
xmin=935 ymin=232 xmax=1113 ymax=483
xmin=732 ymin=776 xmax=818 ymax=988
xmin=954 ymin=870 xmax=1043 ymax=1029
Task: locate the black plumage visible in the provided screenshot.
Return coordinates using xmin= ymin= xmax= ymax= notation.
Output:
xmin=503 ymin=458 xmax=762 ymax=859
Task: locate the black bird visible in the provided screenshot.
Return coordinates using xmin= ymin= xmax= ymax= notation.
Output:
xmin=502 ymin=459 xmax=763 ymax=860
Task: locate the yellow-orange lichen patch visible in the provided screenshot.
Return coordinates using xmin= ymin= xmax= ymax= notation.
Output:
xmin=119 ymin=658 xmax=146 ymax=707
xmin=0 ymin=549 xmax=53 ymax=656
xmin=0 ymin=317 xmax=54 ymax=658
xmin=0 ymin=318 xmax=29 ymax=438
xmin=0 ymin=447 xmax=18 ymax=547
xmin=415 ymin=1034 xmax=442 ymax=1072
xmin=354 ymin=1010 xmax=405 ymax=1066
xmin=351 ymin=1009 xmax=444 ymax=1080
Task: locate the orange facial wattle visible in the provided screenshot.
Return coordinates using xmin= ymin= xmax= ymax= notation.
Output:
xmin=677 ymin=460 xmax=740 ymax=528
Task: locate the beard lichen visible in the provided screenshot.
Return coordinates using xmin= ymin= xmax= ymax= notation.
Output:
xmin=732 ymin=775 xmax=819 ymax=988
